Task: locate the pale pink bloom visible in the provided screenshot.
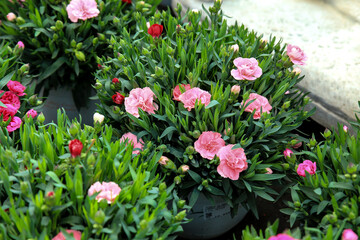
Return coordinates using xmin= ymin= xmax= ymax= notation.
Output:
xmin=241 ymin=93 xmax=272 ymax=119
xmin=6 ymin=13 xmax=16 ymax=21
xmin=173 ymin=84 xmax=191 ymax=101
xmin=283 ymin=148 xmax=293 ymax=158
xmin=180 ymin=165 xmax=190 ymax=173
xmin=230 ymin=44 xmax=239 ymax=52
xmin=292 ymin=67 xmax=301 ymax=75
xmin=217 ymin=144 xmax=248 ymax=181
xmin=268 ymin=233 xmax=297 ymax=240
xmin=343 ymin=125 xmax=349 ymax=133
xmin=66 ymin=0 xmax=100 ymax=23
xmin=231 ymin=57 xmax=262 ymax=81
xmin=146 ymin=22 xmax=151 ymax=29
xmin=265 ymin=168 xmax=273 ymax=174
xmin=52 ymin=230 xmax=82 ymax=240
xmin=287 ymin=44 xmax=307 ymax=65
xmin=159 ymin=156 xmax=169 ymax=165
xmin=178 ymin=87 xmax=211 ymax=111
xmin=17 ymin=41 xmax=25 ymax=49
xmin=342 ymin=229 xmax=358 ymax=240
xmin=0 ymin=90 xmax=20 ymax=109
xmin=125 ymin=87 xmax=158 ymax=118
xmin=26 ymin=109 xmax=37 ymax=118
xmin=88 ymin=181 xmax=121 ymax=204
xmin=194 ymin=131 xmax=225 ymax=160
xmin=6 ymin=116 xmax=21 ymax=132
xmin=7 ymin=80 xmax=26 ymax=96
xmin=285 ymin=90 xmax=290 ymax=95
xmin=120 ymin=132 xmax=144 ymax=155
xmin=297 ymin=160 xmax=316 ymax=177
xmin=231 ymin=85 xmax=241 ymax=95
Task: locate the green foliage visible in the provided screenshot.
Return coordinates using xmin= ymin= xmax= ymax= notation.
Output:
xmin=0 ymin=110 xmax=186 ymax=239
xmin=94 ymin=2 xmax=312 ymax=217
xmin=283 ymin=124 xmax=360 ymax=238
xmin=0 ymin=0 xmax=161 ymax=108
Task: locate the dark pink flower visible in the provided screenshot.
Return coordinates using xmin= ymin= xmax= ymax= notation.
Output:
xmin=6 ymin=116 xmax=21 ymax=132
xmin=26 ymin=109 xmax=37 ymax=118
xmin=342 ymin=229 xmax=358 ymax=240
xmin=268 ymin=233 xmax=297 ymax=240
xmin=0 ymin=104 xmax=17 ymax=122
xmin=7 ymin=80 xmax=26 ymax=96
xmin=0 ymin=90 xmax=20 ymax=109
xmin=297 ymin=160 xmax=316 ymax=177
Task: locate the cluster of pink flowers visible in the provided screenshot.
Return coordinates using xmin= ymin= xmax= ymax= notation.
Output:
xmin=241 ymin=93 xmax=272 ymax=119
xmin=120 ymin=132 xmax=144 ymax=155
xmin=194 ymin=131 xmax=248 ymax=180
xmin=88 ymin=181 xmax=121 ymax=203
xmin=0 ymin=80 xmax=36 ymax=132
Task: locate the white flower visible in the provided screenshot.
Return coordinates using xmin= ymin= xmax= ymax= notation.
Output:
xmin=93 ymin=112 xmax=105 ymax=124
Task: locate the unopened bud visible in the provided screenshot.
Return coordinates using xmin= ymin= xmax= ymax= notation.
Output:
xmin=94 ymin=210 xmax=106 ymax=224
xmin=177 ymin=200 xmax=186 ymax=209
xmin=69 ymin=123 xmax=79 ymax=136
xmin=174 ymin=176 xmax=181 ymax=184
xmin=175 ymin=210 xmax=187 ymax=221
xmin=55 ymin=20 xmax=63 ymax=30
xmin=292 ymin=67 xmax=301 ymax=75
xmin=75 ymin=51 xmax=86 ymax=62
xmin=231 ymin=85 xmax=241 ymax=95
xmin=159 ymin=182 xmax=167 ymax=192
xmin=93 ymin=112 xmax=104 ymax=124
xmin=323 ymin=129 xmax=331 ymax=138
xmin=230 ymin=44 xmax=239 ymax=52
xmin=179 ymin=165 xmax=189 ymax=174
xmin=37 ymin=112 xmax=45 ymax=124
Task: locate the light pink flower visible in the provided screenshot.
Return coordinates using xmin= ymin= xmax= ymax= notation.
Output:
xmin=26 ymin=109 xmax=37 ymax=118
xmin=120 ymin=132 xmax=144 ymax=155
xmin=241 ymin=93 xmax=272 ymax=119
xmin=125 ymin=87 xmax=158 ymax=118
xmin=297 ymin=160 xmax=316 ymax=177
xmin=268 ymin=233 xmax=297 ymax=240
xmin=287 ymin=44 xmax=307 ymax=65
xmin=52 ymin=230 xmax=82 ymax=240
xmin=178 ymin=87 xmax=211 ymax=111
xmin=217 ymin=145 xmax=248 ymax=180
xmin=231 ymin=57 xmax=262 ymax=81
xmin=66 ymin=0 xmax=100 ymax=23
xmin=159 ymin=156 xmax=169 ymax=165
xmin=231 ymin=85 xmax=241 ymax=95
xmin=265 ymin=168 xmax=273 ymax=174
xmin=292 ymin=67 xmax=301 ymax=75
xmin=194 ymin=131 xmax=225 ymax=160
xmin=6 ymin=13 xmax=16 ymax=21
xmin=173 ymin=84 xmax=191 ymax=101
xmin=6 ymin=116 xmax=21 ymax=132
xmin=283 ymin=148 xmax=293 ymax=158
xmin=180 ymin=165 xmax=190 ymax=173
xmin=88 ymin=181 xmax=121 ymax=204
xmin=17 ymin=41 xmax=25 ymax=49
xmin=0 ymin=90 xmax=20 ymax=109
xmin=342 ymin=229 xmax=358 ymax=240
xmin=343 ymin=125 xmax=349 ymax=133
xmin=7 ymin=80 xmax=26 ymax=96
xmin=230 ymin=44 xmax=239 ymax=52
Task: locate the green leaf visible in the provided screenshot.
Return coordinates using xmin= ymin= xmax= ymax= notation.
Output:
xmin=206 ymin=185 xmax=224 ymax=196
xmin=46 ymin=171 xmax=67 ymax=189
xmin=328 ymin=182 xmax=354 ymax=191
xmin=0 ymin=70 xmax=15 ymax=89
xmin=189 ymin=188 xmax=200 ymax=207
xmin=38 ymin=57 xmax=67 ymax=81
xmin=188 ymin=170 xmax=202 ymax=184
xmin=317 ymin=201 xmax=329 ymax=214
xmin=159 ymin=126 xmax=177 ymax=139
xmin=247 ymin=174 xmax=285 ymax=181
xmin=205 ymin=100 xmax=220 ymax=109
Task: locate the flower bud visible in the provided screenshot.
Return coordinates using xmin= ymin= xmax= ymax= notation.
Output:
xmin=292 ymin=67 xmax=301 ymax=75
xmin=76 ymin=43 xmax=82 ymax=50
xmin=175 ymin=210 xmax=187 ymax=221
xmin=75 ymin=51 xmax=86 ymax=62
xmin=185 ymin=146 xmax=195 ymax=155
xmin=231 ymin=85 xmax=241 ymax=95
xmin=20 ymin=181 xmax=28 ymax=195
xmin=174 ymin=176 xmax=181 ymax=184
xmin=55 ymin=20 xmax=63 ymax=30
xmin=69 ymin=123 xmax=79 ymax=136
xmin=16 ymin=17 xmax=25 ymax=25
xmin=7 ymin=13 xmax=16 ymax=22
xmin=282 ymin=101 xmax=291 ymax=109
xmin=93 ymin=112 xmax=104 ymax=124
xmin=343 ymin=125 xmax=349 ymax=133
xmin=93 ymin=37 xmax=98 ymax=46
xmin=283 ymin=148 xmax=293 ymax=158
xmin=177 ymin=200 xmax=186 ymax=209
xmin=323 ymin=129 xmax=331 ymax=138
xmin=347 ymin=162 xmax=357 ymax=174
xmin=230 ymin=44 xmax=239 ymax=52
xmin=87 ymin=154 xmax=96 ymax=166
xmin=71 ymin=39 xmax=76 ymax=48
xmin=94 ymin=81 xmax=102 ymax=90
xmin=158 ymin=156 xmax=170 ymax=166
xmin=155 ymin=66 xmax=164 ymax=77
xmin=140 ymin=219 xmax=147 ymax=230
xmin=37 ymin=112 xmax=45 ymax=124
xmin=202 ymin=179 xmax=209 ymax=187
xmin=97 ymin=33 xmax=105 ymax=41
xmin=191 ymin=130 xmax=201 ymax=139
xmin=294 ymin=201 xmax=301 ymax=208
xmin=159 ymin=182 xmax=167 ymax=192
xmin=309 ymin=137 xmax=317 ymax=147
xmin=179 ymin=165 xmax=189 ymax=174
xmin=94 ymin=210 xmax=106 ymax=224
xmin=265 ymin=168 xmax=273 ymax=174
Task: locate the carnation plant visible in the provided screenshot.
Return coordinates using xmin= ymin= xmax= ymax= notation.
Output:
xmin=0 ymin=110 xmax=186 ymax=239
xmin=93 ymin=2 xmax=313 ymax=217
xmin=280 ymin=122 xmax=360 ymax=239
xmin=0 ymin=0 xmax=161 ymax=108
xmin=0 ymin=40 xmax=41 ymax=140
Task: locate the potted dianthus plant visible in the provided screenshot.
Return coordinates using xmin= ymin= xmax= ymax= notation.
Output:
xmin=0 ymin=110 xmax=187 ymax=239
xmin=0 ymin=0 xmax=161 ymax=124
xmin=0 ymin=40 xmax=42 ymax=142
xmin=94 ymin=2 xmax=312 ymax=238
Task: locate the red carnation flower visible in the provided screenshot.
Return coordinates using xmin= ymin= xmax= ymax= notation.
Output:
xmin=148 ymin=24 xmax=163 ymax=38
xmin=112 ymin=78 xmax=119 ymax=84
xmin=112 ymin=92 xmax=125 ymax=105
xmin=122 ymin=0 xmax=131 ymax=3
xmin=69 ymin=139 xmax=83 ymax=158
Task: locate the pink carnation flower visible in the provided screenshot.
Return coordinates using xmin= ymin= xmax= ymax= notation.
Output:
xmin=125 ymin=87 xmax=158 ymax=118
xmin=6 ymin=116 xmax=22 ymax=132
xmin=283 ymin=148 xmax=293 ymax=158
xmin=120 ymin=132 xmax=144 ymax=155
xmin=286 ymin=44 xmax=307 ymax=65
xmin=178 ymin=87 xmax=211 ymax=111
xmin=268 ymin=233 xmax=297 ymax=240
xmin=173 ymin=84 xmax=191 ymax=101
xmin=342 ymin=229 xmax=358 ymax=240
xmin=6 ymin=12 xmax=16 ymax=21
xmin=52 ymin=230 xmax=82 ymax=240
xmin=217 ymin=145 xmax=248 ymax=180
xmin=7 ymin=80 xmax=26 ymax=96
xmin=66 ymin=0 xmax=100 ymax=23
xmin=194 ymin=131 xmax=225 ymax=160
xmin=241 ymin=93 xmax=272 ymax=119
xmin=26 ymin=109 xmax=37 ymax=118
xmin=231 ymin=57 xmax=262 ymax=81
xmin=297 ymin=160 xmax=316 ymax=177
xmin=0 ymin=90 xmax=20 ymax=110
xmin=88 ymin=181 xmax=121 ymax=204
xmin=0 ymin=104 xmax=17 ymax=122
xmin=17 ymin=41 xmax=25 ymax=49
